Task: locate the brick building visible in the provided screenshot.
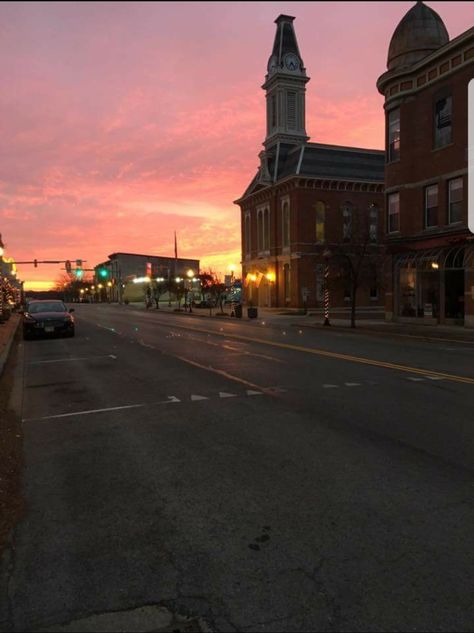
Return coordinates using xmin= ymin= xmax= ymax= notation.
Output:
xmin=377 ymin=1 xmax=474 ymax=326
xmin=234 ymin=15 xmax=385 ymax=311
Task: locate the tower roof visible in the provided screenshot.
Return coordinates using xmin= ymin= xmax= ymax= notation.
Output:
xmin=269 ymin=14 xmax=303 ymax=69
xmin=387 ymin=1 xmax=449 ymax=70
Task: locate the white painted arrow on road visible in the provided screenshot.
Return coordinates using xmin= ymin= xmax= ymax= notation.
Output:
xmin=219 ymin=392 xmax=237 ymax=398
xmin=190 ymin=395 xmax=209 ymax=401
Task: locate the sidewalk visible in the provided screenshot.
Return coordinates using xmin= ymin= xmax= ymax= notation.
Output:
xmin=119 ymin=301 xmax=474 ymax=343
xmin=0 ymin=315 xmax=20 ymax=378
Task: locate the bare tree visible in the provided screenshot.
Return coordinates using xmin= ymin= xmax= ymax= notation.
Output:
xmin=328 ymin=204 xmax=384 ymax=328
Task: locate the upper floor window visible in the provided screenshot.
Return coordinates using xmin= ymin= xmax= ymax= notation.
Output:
xmin=342 ymin=203 xmax=353 ymax=242
xmin=264 ymin=207 xmax=270 ymax=251
xmin=388 ymin=193 xmax=400 ymax=233
xmin=244 ymin=213 xmax=251 ymax=255
xmin=315 ymin=201 xmax=325 ymax=243
xmin=434 ymin=96 xmax=452 ymax=148
xmin=388 ymin=108 xmax=400 ymax=162
xmin=425 ymin=184 xmax=439 ymax=228
xmin=369 ymin=205 xmax=378 ymax=242
xmin=257 ymin=206 xmax=270 ymax=253
xmin=448 ymin=178 xmax=463 ymax=224
xmin=282 ymin=200 xmax=290 ymax=248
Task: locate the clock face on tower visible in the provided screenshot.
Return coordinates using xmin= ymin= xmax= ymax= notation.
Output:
xmin=267 ymin=55 xmax=278 ymax=74
xmin=284 ymin=53 xmax=300 ymax=71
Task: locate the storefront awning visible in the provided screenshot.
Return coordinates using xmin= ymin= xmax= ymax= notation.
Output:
xmin=394 ymin=244 xmax=474 ymax=271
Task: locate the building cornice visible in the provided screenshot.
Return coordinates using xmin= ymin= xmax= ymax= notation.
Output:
xmin=235 ymin=174 xmax=384 ymax=207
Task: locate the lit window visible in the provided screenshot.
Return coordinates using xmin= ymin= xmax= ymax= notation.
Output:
xmin=388 ymin=193 xmax=399 ymax=233
xmin=434 ymin=96 xmax=452 ymax=148
xmin=448 ymin=178 xmax=463 ymax=224
xmin=315 ymin=201 xmax=325 ymax=243
xmin=388 ymin=108 xmax=400 ymax=162
xmin=425 ymin=184 xmax=438 ymax=228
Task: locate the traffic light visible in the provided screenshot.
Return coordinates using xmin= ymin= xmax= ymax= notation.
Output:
xmin=98 ymin=268 xmax=109 ymax=279
xmin=65 ymin=260 xmax=72 ymax=274
xmin=74 ymin=268 xmax=83 ymax=279
xmin=34 ymin=259 xmax=37 ymax=268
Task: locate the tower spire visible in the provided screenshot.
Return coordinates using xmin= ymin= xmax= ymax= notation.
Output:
xmin=262 ymin=15 xmax=310 ymax=152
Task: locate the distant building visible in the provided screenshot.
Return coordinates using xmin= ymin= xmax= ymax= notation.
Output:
xmin=234 ymin=15 xmax=385 ymax=311
xmin=377 ymin=2 xmax=474 ymax=327
xmin=94 ymin=252 xmax=200 ymax=302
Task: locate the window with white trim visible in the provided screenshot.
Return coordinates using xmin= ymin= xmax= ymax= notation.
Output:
xmin=448 ymin=178 xmax=463 ymax=224
xmin=388 ymin=193 xmax=399 ymax=233
xmin=434 ymin=96 xmax=452 ymax=148
xmin=425 ymin=184 xmax=438 ymax=228
xmin=388 ymin=108 xmax=400 ymax=162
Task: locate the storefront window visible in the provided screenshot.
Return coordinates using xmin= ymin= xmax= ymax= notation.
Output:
xmin=399 ymin=268 xmax=417 ymax=317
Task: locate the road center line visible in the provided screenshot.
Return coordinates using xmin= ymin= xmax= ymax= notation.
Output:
xmin=149 ymin=321 xmax=474 ymax=386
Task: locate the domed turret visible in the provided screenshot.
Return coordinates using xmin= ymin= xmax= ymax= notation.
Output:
xmin=387 ymin=1 xmax=449 ymax=70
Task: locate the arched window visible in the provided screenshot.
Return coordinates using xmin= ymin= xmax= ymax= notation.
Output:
xmin=257 ymin=210 xmax=263 ymax=252
xmin=369 ymin=204 xmax=378 ymax=243
xmin=282 ymin=200 xmax=290 ymax=248
xmin=315 ymin=201 xmax=325 ymax=243
xmin=342 ymin=202 xmax=353 ymax=242
xmin=244 ymin=214 xmax=251 ymax=255
xmin=264 ymin=208 xmax=270 ymax=251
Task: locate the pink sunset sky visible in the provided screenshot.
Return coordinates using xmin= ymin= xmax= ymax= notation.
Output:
xmin=0 ymin=1 xmax=472 ymax=290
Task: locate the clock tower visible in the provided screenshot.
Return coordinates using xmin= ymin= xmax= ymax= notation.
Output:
xmin=263 ymin=15 xmax=310 ymax=152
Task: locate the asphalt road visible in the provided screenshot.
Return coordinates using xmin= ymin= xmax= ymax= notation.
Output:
xmin=2 ymin=303 xmax=474 ymax=632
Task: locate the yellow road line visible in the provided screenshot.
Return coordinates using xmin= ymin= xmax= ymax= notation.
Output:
xmin=166 ymin=323 xmax=474 ymax=386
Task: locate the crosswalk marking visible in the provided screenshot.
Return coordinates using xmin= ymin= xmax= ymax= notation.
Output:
xmin=323 ymin=384 xmax=339 ymax=389
xmin=345 ymin=382 xmax=361 ymax=387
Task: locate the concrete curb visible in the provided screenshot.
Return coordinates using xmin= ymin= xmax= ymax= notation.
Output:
xmin=0 ymin=316 xmax=20 ymax=379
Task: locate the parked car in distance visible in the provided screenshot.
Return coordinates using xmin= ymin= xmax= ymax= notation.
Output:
xmin=22 ymin=300 xmax=75 ymax=340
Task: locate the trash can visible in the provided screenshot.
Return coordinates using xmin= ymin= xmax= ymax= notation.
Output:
xmin=234 ymin=304 xmax=242 ymax=318
xmin=247 ymin=307 xmax=258 ymax=319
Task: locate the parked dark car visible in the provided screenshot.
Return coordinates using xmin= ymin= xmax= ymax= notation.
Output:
xmin=22 ymin=300 xmax=75 ymax=340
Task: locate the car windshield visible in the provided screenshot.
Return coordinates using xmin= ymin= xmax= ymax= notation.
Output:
xmin=28 ymin=302 xmax=67 ymax=314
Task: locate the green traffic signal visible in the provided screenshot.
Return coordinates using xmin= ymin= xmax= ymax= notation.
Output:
xmin=75 ymin=268 xmax=83 ymax=278
xmin=99 ymin=268 xmax=108 ymax=278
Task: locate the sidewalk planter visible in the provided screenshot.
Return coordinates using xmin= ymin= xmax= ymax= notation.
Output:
xmin=247 ymin=307 xmax=258 ymax=319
